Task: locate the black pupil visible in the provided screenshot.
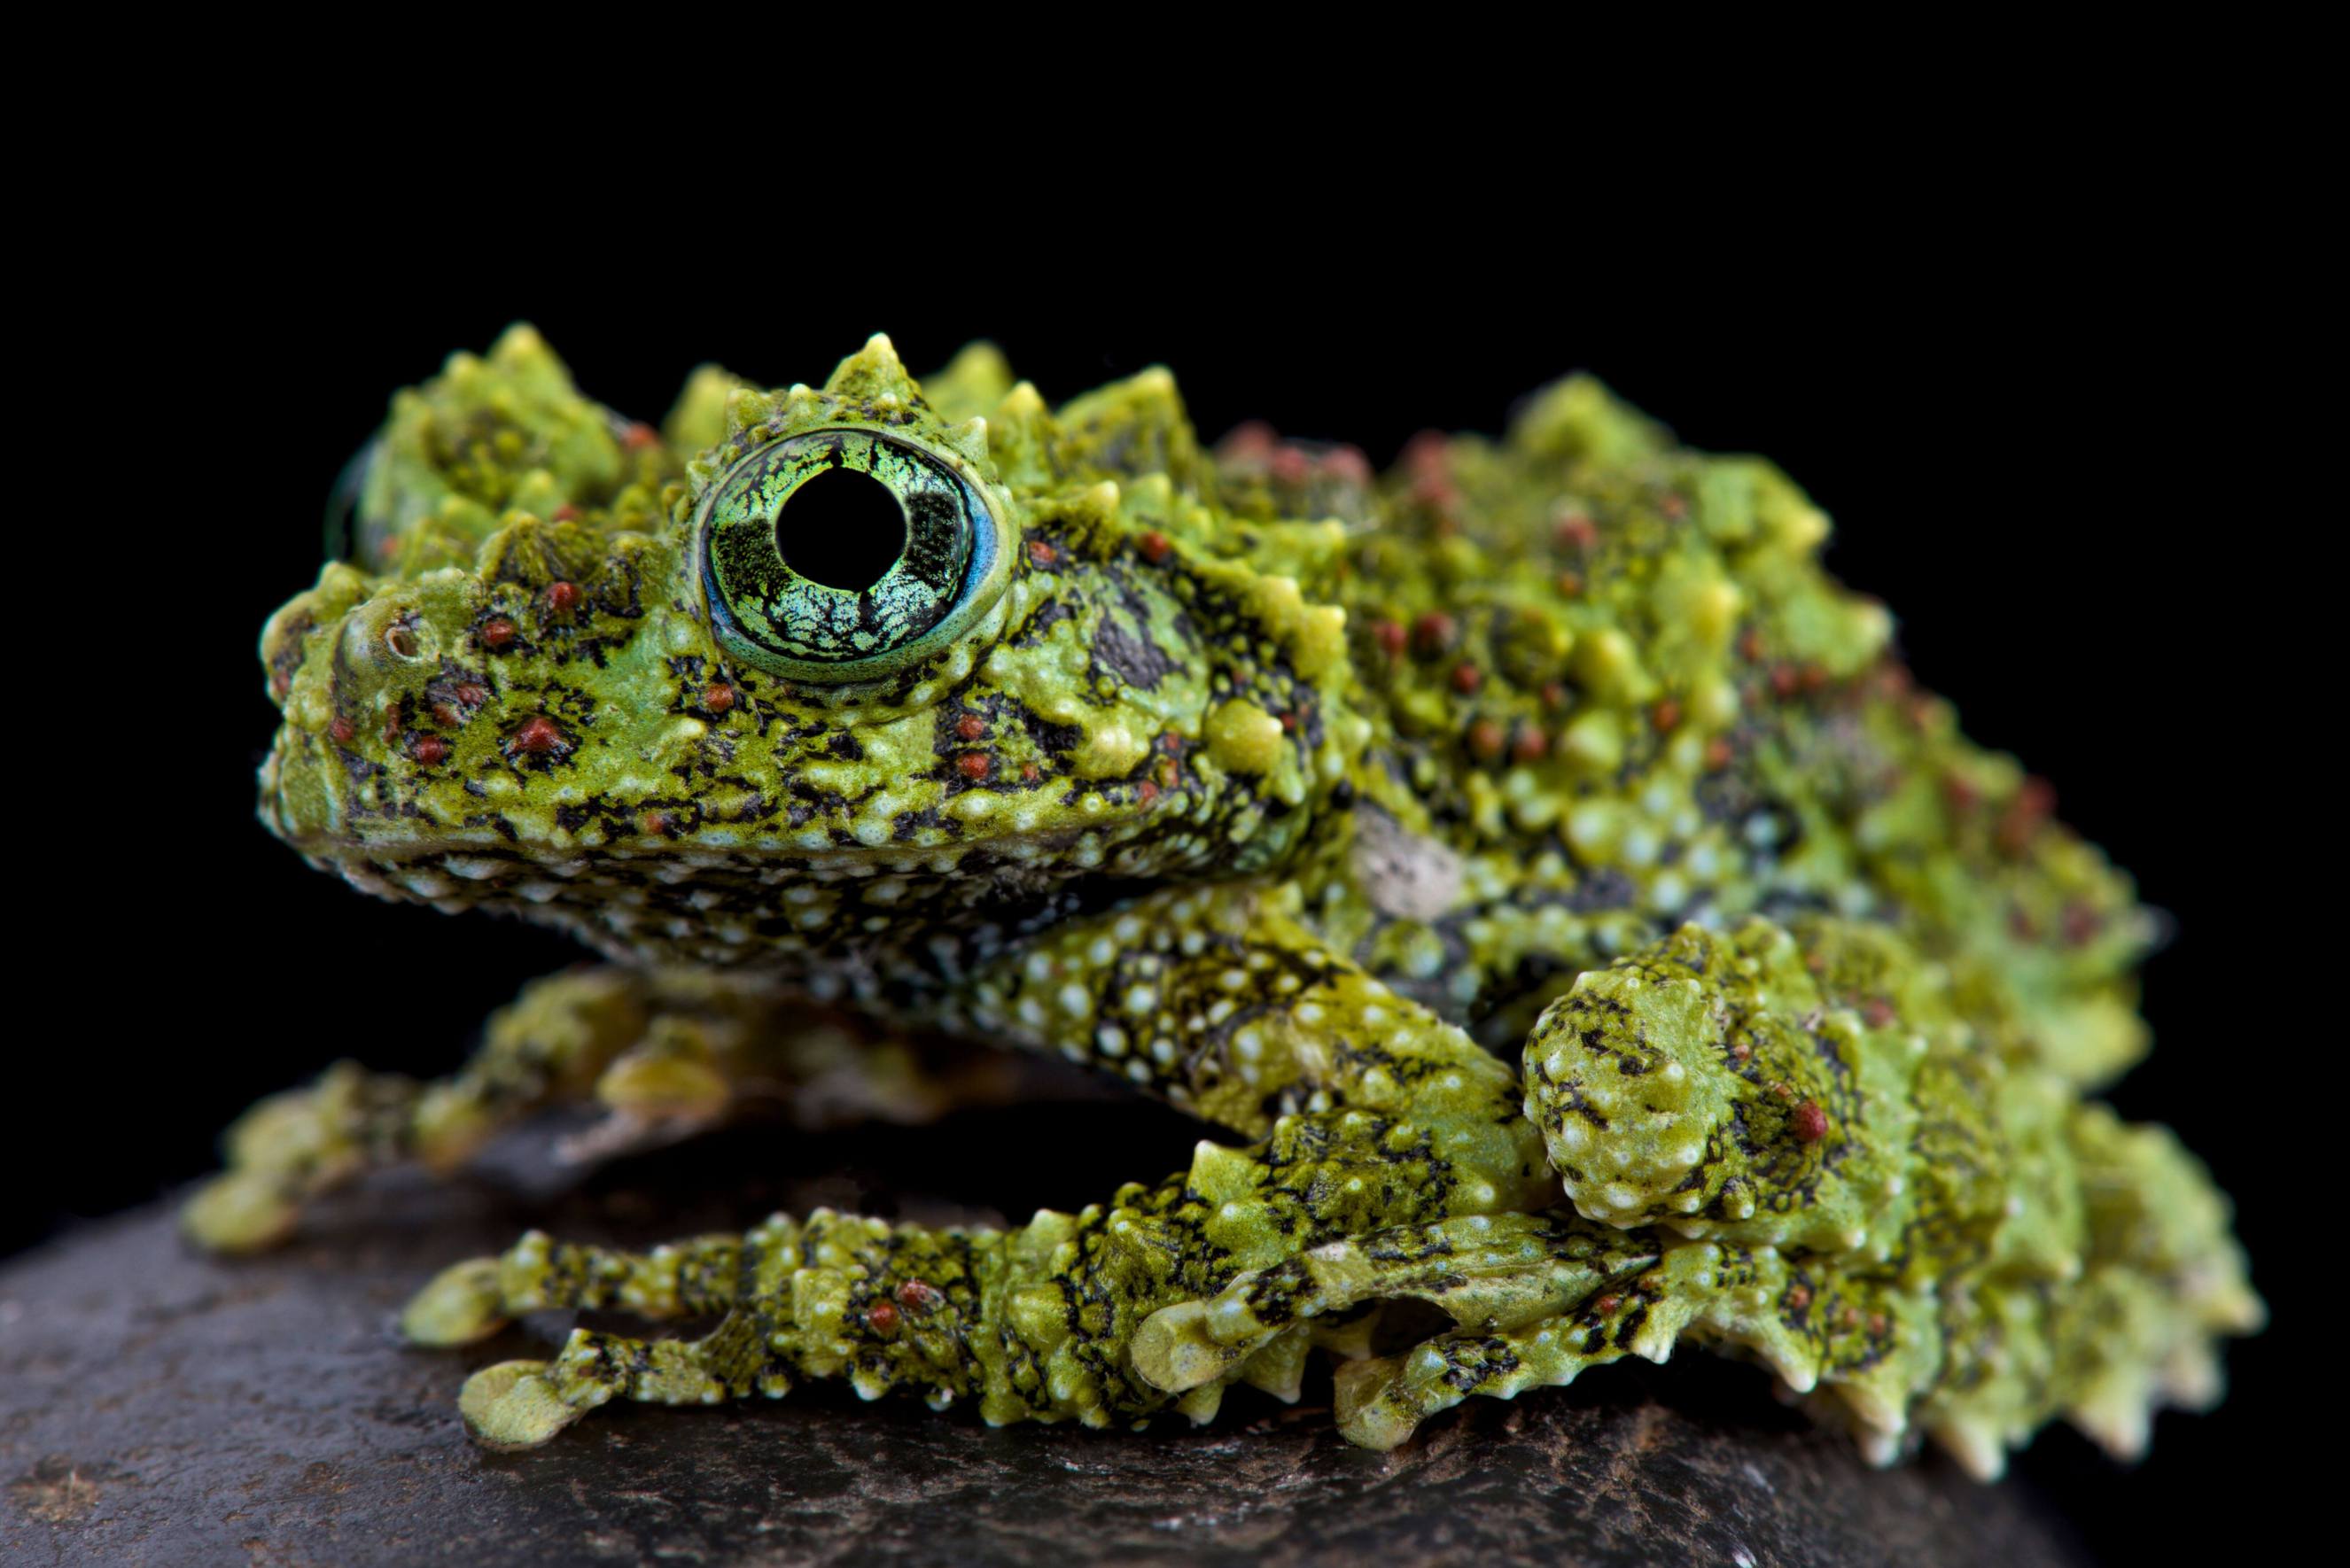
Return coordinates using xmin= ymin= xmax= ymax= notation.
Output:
xmin=777 ymin=466 xmax=908 ymax=592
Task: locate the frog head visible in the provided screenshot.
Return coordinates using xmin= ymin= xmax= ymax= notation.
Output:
xmin=257 ymin=329 xmax=1361 ymax=974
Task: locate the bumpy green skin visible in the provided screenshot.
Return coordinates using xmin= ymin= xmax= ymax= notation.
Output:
xmin=199 ymin=326 xmax=2260 ymax=1476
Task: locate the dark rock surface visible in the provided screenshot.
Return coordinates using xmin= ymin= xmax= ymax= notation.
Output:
xmin=2 ymin=1129 xmax=2089 ymax=1567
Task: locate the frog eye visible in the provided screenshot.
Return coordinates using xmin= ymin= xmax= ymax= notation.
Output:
xmin=698 ymin=428 xmax=1010 ymax=682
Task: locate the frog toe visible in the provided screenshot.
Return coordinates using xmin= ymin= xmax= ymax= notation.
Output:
xmin=180 ymin=1170 xmax=300 ymax=1254
xmin=1132 ymin=1300 xmax=1248 ymax=1394
xmin=401 ymin=1257 xmax=510 ymax=1347
xmin=458 ymin=1360 xmax=587 ymax=1448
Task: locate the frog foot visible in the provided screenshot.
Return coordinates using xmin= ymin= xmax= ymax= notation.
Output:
xmin=410 ymin=1228 xmax=759 ymax=1446
xmin=180 ymin=1061 xmax=413 ymax=1254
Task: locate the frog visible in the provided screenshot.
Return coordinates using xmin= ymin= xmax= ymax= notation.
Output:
xmin=188 ymin=325 xmax=2260 ymax=1476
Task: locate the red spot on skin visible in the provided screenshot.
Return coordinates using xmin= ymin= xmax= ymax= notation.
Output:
xmin=329 ymin=717 xmax=354 ymax=744
xmin=1770 ymin=664 xmax=1802 ymax=698
xmin=1593 ymin=1294 xmax=1622 ymax=1316
xmin=1415 ymin=480 xmax=1464 ymax=517
xmin=269 ymin=670 xmax=291 ymax=699
xmin=1218 ymin=421 xmax=1279 ymax=462
xmin=1540 ymin=682 xmax=1568 ymax=710
xmin=1942 ymin=773 xmax=1980 ymax=811
xmin=1555 ymin=571 xmax=1583 ymax=597
xmin=1411 ymin=612 xmax=1454 ymax=657
xmin=1862 ymin=997 xmax=1896 ymax=1029
xmin=1373 ymin=619 xmax=1406 ymax=658
xmin=1996 ymin=776 xmax=2057 ymax=856
xmin=1451 ymin=662 xmax=1482 ymax=695
xmin=622 ymin=422 xmax=658 ymax=449
xmin=1800 ymin=664 xmax=1829 ymax=693
xmin=1137 ymin=780 xmax=1159 ymax=804
xmin=479 ymin=618 xmax=517 ymax=649
xmin=642 ymin=810 xmax=670 ymax=836
xmin=1027 ymin=539 xmax=1057 ymax=566
xmin=1739 ymin=629 xmax=1765 ymax=663
xmin=1269 ymin=446 xmax=1311 ymax=485
xmin=1468 ymin=718 xmax=1505 ymax=761
xmin=1659 ymin=493 xmax=1689 ymax=522
xmin=1401 ymin=430 xmax=1450 ymax=479
xmin=1868 ymin=1312 xmax=1888 ymax=1337
xmin=1279 ymin=710 xmax=1297 ymax=733
xmin=1771 ymin=1081 xmax=1794 ymax=1099
xmin=1154 ymin=757 xmax=1179 ymax=790
xmin=1511 ymin=725 xmax=1549 ymax=764
xmin=1021 ymin=762 xmax=1041 ymax=783
xmin=508 ymin=715 xmax=567 ymax=756
xmin=955 ymin=712 xmax=986 ymax=741
xmin=551 ymin=504 xmax=580 ymax=523
xmin=455 ymin=683 xmax=489 ymax=709
xmin=1553 ymin=512 xmax=1598 ymax=552
xmin=1139 ymin=530 xmax=1171 ymax=563
xmin=956 ymin=753 xmax=991 ymax=781
xmin=896 ymin=1278 xmax=946 ymax=1315
xmin=1321 ymin=446 xmax=1373 ymax=485
xmin=1704 ymin=736 xmax=1735 ymax=771
xmin=2062 ymin=902 xmax=2104 ymax=947
xmin=1786 ymin=1284 xmax=1812 ymax=1310
xmin=704 ymin=683 xmax=736 ymax=714
xmin=1793 ymin=1101 xmax=1829 ymax=1143
xmin=1731 ymin=1040 xmax=1752 ymax=1061
xmin=545 ymin=581 xmax=581 ymax=616
xmin=1651 ymin=698 xmax=1682 ymax=733
xmin=431 ymin=702 xmax=461 ymax=728
xmin=412 ymin=735 xmax=449 ymax=765
xmin=866 ymin=1300 xmax=899 ymax=1336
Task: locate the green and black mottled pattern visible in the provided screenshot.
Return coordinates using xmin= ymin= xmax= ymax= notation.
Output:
xmin=190 ymin=328 xmax=2258 ymax=1475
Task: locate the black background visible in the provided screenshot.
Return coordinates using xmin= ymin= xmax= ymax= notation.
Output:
xmin=25 ymin=120 xmax=2313 ymax=1564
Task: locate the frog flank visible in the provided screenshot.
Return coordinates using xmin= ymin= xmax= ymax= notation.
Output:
xmin=192 ymin=326 xmax=2257 ymax=1477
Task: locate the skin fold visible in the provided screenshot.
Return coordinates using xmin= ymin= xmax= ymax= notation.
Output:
xmin=190 ymin=328 xmax=2260 ymax=1473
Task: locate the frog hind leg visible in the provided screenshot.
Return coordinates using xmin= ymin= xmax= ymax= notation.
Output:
xmin=183 ymin=966 xmax=995 ymax=1254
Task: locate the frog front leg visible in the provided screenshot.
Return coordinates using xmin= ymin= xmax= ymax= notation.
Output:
xmin=183 ymin=966 xmax=993 ymax=1252
xmin=964 ymin=880 xmax=1554 ymax=1202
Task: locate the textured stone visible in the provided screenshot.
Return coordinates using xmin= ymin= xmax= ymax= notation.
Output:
xmin=1 ymin=1132 xmax=2085 ymax=1567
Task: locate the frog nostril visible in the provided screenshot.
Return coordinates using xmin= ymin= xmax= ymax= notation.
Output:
xmin=776 ymin=466 xmax=908 ymax=593
xmin=385 ymin=624 xmax=422 ymax=659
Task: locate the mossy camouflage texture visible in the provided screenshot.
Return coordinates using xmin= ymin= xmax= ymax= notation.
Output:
xmin=190 ymin=327 xmax=2260 ymax=1476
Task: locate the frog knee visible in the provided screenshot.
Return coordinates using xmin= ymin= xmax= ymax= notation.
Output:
xmin=1522 ymin=918 xmax=1933 ymax=1254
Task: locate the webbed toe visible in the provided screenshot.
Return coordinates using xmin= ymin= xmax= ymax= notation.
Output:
xmin=458 ymin=1360 xmax=587 ymax=1448
xmin=180 ymin=1170 xmax=300 ymax=1254
xmin=401 ymin=1257 xmax=510 ymax=1347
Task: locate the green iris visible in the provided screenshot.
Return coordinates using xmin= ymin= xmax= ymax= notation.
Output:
xmin=700 ymin=429 xmax=1007 ymax=681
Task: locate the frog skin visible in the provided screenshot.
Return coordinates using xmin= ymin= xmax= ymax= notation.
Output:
xmin=191 ymin=326 xmax=2260 ymax=1475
